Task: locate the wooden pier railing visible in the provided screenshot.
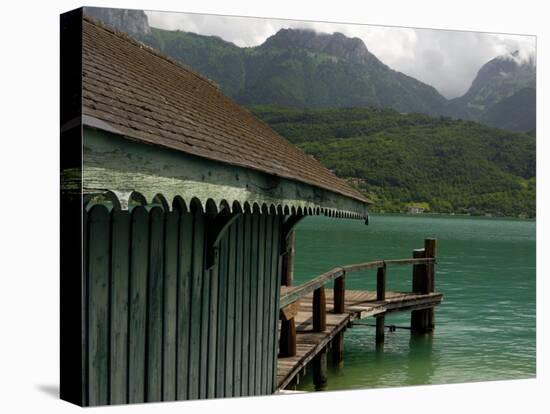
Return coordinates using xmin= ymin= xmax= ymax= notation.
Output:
xmin=279 ymin=238 xmax=437 ymax=357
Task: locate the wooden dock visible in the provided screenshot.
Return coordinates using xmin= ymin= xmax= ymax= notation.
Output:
xmin=276 ymin=238 xmax=442 ymax=391
xmin=276 ymin=289 xmax=442 ymax=390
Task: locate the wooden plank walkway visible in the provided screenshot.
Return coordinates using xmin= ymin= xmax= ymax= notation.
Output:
xmin=276 ymin=289 xmax=443 ymax=390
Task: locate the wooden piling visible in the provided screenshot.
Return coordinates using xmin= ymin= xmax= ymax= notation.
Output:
xmin=411 ymin=239 xmax=437 ymax=333
xmin=376 ymin=264 xmax=387 ymax=344
xmin=279 ymin=318 xmax=297 ymax=357
xmin=313 ymin=349 xmax=328 ymax=390
xmin=313 ymin=287 xmax=327 ymax=332
xmin=412 ymin=248 xmax=426 ymax=293
xmin=424 ymin=238 xmax=436 ymax=294
xmin=375 ymin=315 xmax=385 ymax=344
xmin=376 ymin=265 xmax=386 ymax=301
xmin=281 ymin=229 xmax=295 ymax=287
xmin=333 ymin=273 xmax=346 ymax=314
xmin=331 ymin=331 xmax=345 ymax=366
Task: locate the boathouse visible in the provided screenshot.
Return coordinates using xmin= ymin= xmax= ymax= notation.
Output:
xmin=61 ymin=10 xmax=371 ymax=406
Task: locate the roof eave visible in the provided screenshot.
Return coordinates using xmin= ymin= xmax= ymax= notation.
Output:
xmin=78 ymin=125 xmax=370 ymax=221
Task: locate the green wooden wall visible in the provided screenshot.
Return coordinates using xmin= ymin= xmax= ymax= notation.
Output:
xmin=83 ymin=204 xmax=282 ymax=406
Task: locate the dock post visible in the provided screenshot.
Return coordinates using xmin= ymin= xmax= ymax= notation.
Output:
xmin=331 ymin=331 xmax=345 ymax=367
xmin=281 ymin=229 xmax=295 ymax=286
xmin=333 ymin=272 xmax=346 ymax=314
xmin=376 ymin=264 xmax=386 ymax=302
xmin=280 ymin=318 xmax=297 ymax=357
xmin=376 ymin=264 xmax=387 ymax=344
xmin=313 ymin=349 xmax=328 ymax=390
xmin=279 ymin=299 xmax=299 ymax=357
xmin=411 ymin=239 xmax=437 ymax=333
xmin=313 ymin=287 xmax=327 ymax=332
xmin=425 ymin=238 xmax=436 ymax=296
xmin=375 ymin=315 xmax=385 ymax=345
xmin=411 ymin=248 xmax=425 ymax=293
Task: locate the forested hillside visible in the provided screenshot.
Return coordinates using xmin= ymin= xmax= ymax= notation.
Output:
xmin=251 ymin=106 xmax=536 ymax=217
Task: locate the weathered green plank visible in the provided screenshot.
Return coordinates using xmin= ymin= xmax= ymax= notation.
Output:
xmin=255 ymin=214 xmax=266 ymax=395
xmin=163 ymin=211 xmax=179 ymax=401
xmin=206 ymin=261 xmax=218 ymax=399
xmin=128 ymin=206 xmax=149 ymax=404
xmin=233 ymin=217 xmax=244 ymax=395
xmin=109 ymin=210 xmax=130 ymax=404
xmin=188 ymin=213 xmax=204 ymax=399
xmin=261 ymin=215 xmax=273 ymax=394
xmin=248 ymin=214 xmax=259 ymax=395
xmin=146 ymin=207 xmax=165 ymax=402
xmin=87 ymin=205 xmax=110 ymax=406
xmin=215 ymin=230 xmax=229 ymax=398
xmin=176 ymin=211 xmax=194 ymax=400
xmin=199 ymin=216 xmax=210 ymax=399
xmin=266 ymin=216 xmax=279 ymax=393
xmin=272 ymin=217 xmax=283 ymax=392
xmin=84 ymin=207 xmax=297 ymax=404
xmin=224 ymin=224 xmax=237 ymax=397
xmin=240 ymin=215 xmax=251 ymax=396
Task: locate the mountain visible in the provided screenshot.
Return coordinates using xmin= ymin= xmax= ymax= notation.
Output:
xmin=83 ymin=8 xmax=536 ymax=131
xmin=250 ymin=105 xmax=535 ymax=218
xmin=481 ymin=87 xmax=536 ymax=132
xmin=446 ymin=51 xmax=536 ymax=131
xmin=260 ymin=28 xmax=381 ymax=66
xmin=84 ymin=7 xmax=151 ymax=36
xmin=143 ymin=27 xmax=448 ymax=115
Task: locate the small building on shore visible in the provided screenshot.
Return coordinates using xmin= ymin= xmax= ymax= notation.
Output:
xmin=61 ymin=10 xmax=370 ymax=406
xmin=407 ymin=203 xmax=428 ymax=214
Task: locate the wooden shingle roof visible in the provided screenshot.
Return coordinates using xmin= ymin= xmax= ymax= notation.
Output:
xmin=81 ymin=16 xmax=370 ymax=206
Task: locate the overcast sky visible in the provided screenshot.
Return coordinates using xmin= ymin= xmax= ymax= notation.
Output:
xmin=145 ymin=10 xmax=536 ymax=99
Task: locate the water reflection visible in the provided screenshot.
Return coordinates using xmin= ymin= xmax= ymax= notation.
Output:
xmin=407 ymin=333 xmax=435 ymax=385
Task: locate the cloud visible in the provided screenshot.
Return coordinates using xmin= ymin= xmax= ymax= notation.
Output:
xmin=145 ymin=10 xmax=535 ymax=99
xmin=379 ymin=28 xmax=536 ymax=98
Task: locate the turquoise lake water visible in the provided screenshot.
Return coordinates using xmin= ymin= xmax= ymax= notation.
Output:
xmin=292 ymin=214 xmax=536 ymax=391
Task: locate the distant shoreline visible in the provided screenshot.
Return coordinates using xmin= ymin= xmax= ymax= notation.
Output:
xmin=369 ymin=211 xmax=536 ymax=221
